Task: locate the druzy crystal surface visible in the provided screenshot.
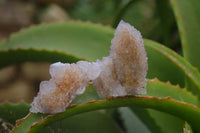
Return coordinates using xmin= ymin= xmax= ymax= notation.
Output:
xmin=30 ymin=20 xmax=148 ymax=114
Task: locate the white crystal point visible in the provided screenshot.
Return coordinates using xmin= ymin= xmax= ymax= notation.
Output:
xmin=30 ymin=61 xmax=103 ymax=114
xmin=30 ymin=80 xmax=58 ymax=113
xmin=93 ymin=20 xmax=148 ymax=98
xmin=111 ymin=20 xmax=148 ymax=95
xmin=77 ymin=61 xmax=102 ymax=80
xmin=93 ymin=57 xmax=127 ymax=98
xmin=30 ymin=62 xmax=91 ymax=114
xmin=49 ymin=62 xmax=66 ymax=79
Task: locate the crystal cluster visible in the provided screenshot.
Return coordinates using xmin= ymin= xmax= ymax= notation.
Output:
xmin=30 ymin=20 xmax=148 ymax=114
xmin=94 ymin=20 xmax=148 ymax=98
xmin=30 ymin=61 xmax=101 ymax=113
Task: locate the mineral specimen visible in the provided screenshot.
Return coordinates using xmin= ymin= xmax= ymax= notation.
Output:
xmin=30 ymin=20 xmax=148 ymax=114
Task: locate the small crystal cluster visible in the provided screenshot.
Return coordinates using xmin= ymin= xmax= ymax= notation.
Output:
xmin=30 ymin=62 xmax=101 ymax=113
xmin=30 ymin=20 xmax=148 ymax=114
xmin=94 ymin=20 xmax=148 ymax=98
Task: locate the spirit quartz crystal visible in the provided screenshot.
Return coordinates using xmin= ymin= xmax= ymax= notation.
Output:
xmin=30 ymin=20 xmax=148 ymax=114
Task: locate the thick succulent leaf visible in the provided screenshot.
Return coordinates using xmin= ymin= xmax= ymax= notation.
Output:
xmin=27 ymin=97 xmax=200 ymax=133
xmin=0 ymin=21 xmax=113 ymax=68
xmin=1 ymin=21 xmax=200 ymax=132
xmin=119 ymin=107 xmax=151 ymax=133
xmin=148 ymin=109 xmax=185 ymax=133
xmin=11 ymin=86 xmax=99 ymax=133
xmin=145 ymin=40 xmax=200 ymax=96
xmin=129 ymin=107 xmax=162 ymax=133
xmin=145 ymin=40 xmax=183 ymax=87
xmin=146 ymin=79 xmax=199 ymax=105
xmin=11 ymin=80 xmax=200 ymax=133
xmin=170 ymin=0 xmax=200 ymax=69
xmin=129 ymin=79 xmax=199 ymax=133
xmin=0 ymin=103 xmax=30 ymax=125
xmin=170 ymin=0 xmax=200 ymax=98
xmin=0 ymin=49 xmax=81 ymax=68
xmin=146 ymin=79 xmax=199 ymax=133
xmin=1 ymin=21 xmax=200 ymax=90
xmin=39 ymin=111 xmax=123 ymax=133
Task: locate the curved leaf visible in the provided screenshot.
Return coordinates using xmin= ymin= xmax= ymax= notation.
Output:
xmin=170 ymin=0 xmax=200 ymax=97
xmin=147 ymin=79 xmax=199 ymax=105
xmin=119 ymin=107 xmax=152 ymax=133
xmin=39 ymin=111 xmax=123 ymax=133
xmin=145 ymin=40 xmax=200 ymax=96
xmin=130 ymin=78 xmax=199 ymax=133
xmin=170 ymin=0 xmax=200 ymax=69
xmin=146 ymin=79 xmax=199 ymax=133
xmin=0 ymin=49 xmax=81 ymax=68
xmin=1 ymin=21 xmax=199 ymax=89
xmin=11 ymin=80 xmax=200 ymax=133
xmin=0 ymin=103 xmax=30 ymax=125
xmin=118 ymin=78 xmax=198 ymax=133
xmin=1 ymin=22 xmax=200 ymax=133
xmin=27 ymin=96 xmax=200 ymax=133
xmin=11 ymin=85 xmax=99 ymax=133
xmin=0 ymin=21 xmax=113 ymax=68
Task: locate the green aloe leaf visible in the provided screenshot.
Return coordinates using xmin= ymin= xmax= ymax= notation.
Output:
xmin=145 ymin=79 xmax=199 ymax=133
xmin=11 ymin=80 xmax=200 ymax=133
xmin=129 ymin=78 xmax=199 ymax=133
xmin=0 ymin=21 xmax=113 ymax=68
xmin=145 ymin=40 xmax=200 ymax=95
xmin=129 ymin=107 xmax=162 ymax=133
xmin=11 ymin=86 xmax=99 ymax=133
xmin=1 ymin=21 xmax=199 ymax=89
xmin=170 ymin=0 xmax=200 ymax=69
xmin=39 ymin=111 xmax=123 ymax=133
xmin=0 ymin=103 xmax=30 ymax=125
xmin=146 ymin=79 xmax=199 ymax=104
xmin=1 ymin=21 xmax=200 ymax=132
xmin=27 ymin=97 xmax=200 ymax=133
xmin=170 ymin=0 xmax=200 ymax=97
xmin=119 ymin=107 xmax=152 ymax=133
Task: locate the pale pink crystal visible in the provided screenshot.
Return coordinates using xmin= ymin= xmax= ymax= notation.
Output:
xmin=93 ymin=20 xmax=148 ymax=98
xmin=30 ymin=20 xmax=148 ymax=113
xmin=30 ymin=61 xmax=101 ymax=113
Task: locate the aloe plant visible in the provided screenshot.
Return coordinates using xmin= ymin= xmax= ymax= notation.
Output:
xmin=0 ymin=0 xmax=200 ymax=132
